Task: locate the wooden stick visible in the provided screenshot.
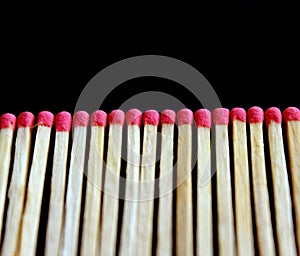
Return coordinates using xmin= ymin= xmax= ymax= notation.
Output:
xmin=248 ymin=106 xmax=275 ymax=255
xmin=176 ymin=109 xmax=194 ymax=256
xmin=44 ymin=112 xmax=72 ymax=256
xmin=1 ymin=112 xmax=35 ymax=256
xmin=195 ymin=109 xmax=213 ymax=256
xmin=119 ymin=109 xmax=142 ymax=256
xmin=213 ymin=108 xmax=236 ymax=256
xmin=231 ymin=108 xmax=254 ymax=255
xmin=80 ymin=110 xmax=107 ymax=256
xmin=99 ymin=110 xmax=125 ymax=256
xmin=266 ymin=107 xmax=297 ymax=256
xmin=156 ymin=110 xmax=175 ymax=256
xmin=61 ymin=111 xmax=89 ymax=256
xmin=0 ymin=113 xmax=16 ymax=241
xmin=136 ymin=110 xmax=159 ymax=256
xmin=19 ymin=111 xmax=54 ymax=256
xmin=283 ymin=107 xmax=300 ymax=252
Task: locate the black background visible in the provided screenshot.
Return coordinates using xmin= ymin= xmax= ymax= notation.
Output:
xmin=1 ymin=2 xmax=299 ymax=255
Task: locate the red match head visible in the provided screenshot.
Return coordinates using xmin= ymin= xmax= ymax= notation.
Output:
xmin=109 ymin=110 xmax=125 ymax=126
xmin=231 ymin=107 xmax=246 ymax=122
xmin=195 ymin=109 xmax=211 ymax=128
xmin=248 ymin=106 xmax=264 ymax=123
xmin=55 ymin=111 xmax=72 ymax=132
xmin=0 ymin=113 xmax=16 ymax=130
xmin=177 ymin=109 xmax=193 ymax=125
xmin=126 ymin=109 xmax=142 ymax=127
xmin=91 ymin=110 xmax=107 ymax=127
xmin=213 ymin=108 xmax=229 ymax=125
xmin=38 ymin=111 xmax=55 ymax=127
xmin=283 ymin=107 xmax=300 ymax=122
xmin=144 ymin=110 xmax=159 ymax=126
xmin=265 ymin=107 xmax=282 ymax=127
xmin=161 ymin=109 xmax=176 ymax=125
xmin=18 ymin=112 xmax=35 ymax=128
xmin=73 ymin=111 xmax=89 ymax=127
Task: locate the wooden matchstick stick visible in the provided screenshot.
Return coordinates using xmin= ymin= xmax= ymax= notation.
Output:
xmin=99 ymin=110 xmax=125 ymax=256
xmin=176 ymin=108 xmax=194 ymax=256
xmin=44 ymin=112 xmax=72 ymax=256
xmin=61 ymin=111 xmax=89 ymax=256
xmin=0 ymin=113 xmax=16 ymax=241
xmin=136 ymin=110 xmax=159 ymax=256
xmin=156 ymin=110 xmax=175 ymax=256
xmin=195 ymin=109 xmax=213 ymax=256
xmin=231 ymin=108 xmax=254 ymax=256
xmin=1 ymin=112 xmax=35 ymax=256
xmin=265 ymin=107 xmax=297 ymax=256
xmin=19 ymin=111 xmax=54 ymax=256
xmin=119 ymin=109 xmax=142 ymax=256
xmin=80 ymin=110 xmax=107 ymax=256
xmin=248 ymin=106 xmax=275 ymax=255
xmin=213 ymin=108 xmax=236 ymax=256
xmin=283 ymin=107 xmax=300 ymax=252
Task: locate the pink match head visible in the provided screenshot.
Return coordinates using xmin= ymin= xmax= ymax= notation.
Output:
xmin=17 ymin=112 xmax=35 ymax=128
xmin=248 ymin=106 xmax=264 ymax=123
xmin=126 ymin=109 xmax=142 ymax=127
xmin=177 ymin=109 xmax=193 ymax=125
xmin=194 ymin=109 xmax=211 ymax=128
xmin=161 ymin=109 xmax=176 ymax=124
xmin=37 ymin=111 xmax=54 ymax=127
xmin=0 ymin=113 xmax=16 ymax=130
xmin=213 ymin=108 xmax=230 ymax=125
xmin=91 ymin=110 xmax=107 ymax=127
xmin=231 ymin=107 xmax=246 ymax=122
xmin=144 ymin=110 xmax=159 ymax=126
xmin=55 ymin=111 xmax=72 ymax=132
xmin=283 ymin=107 xmax=300 ymax=122
xmin=73 ymin=111 xmax=89 ymax=127
xmin=109 ymin=110 xmax=125 ymax=125
xmin=265 ymin=107 xmax=282 ymax=127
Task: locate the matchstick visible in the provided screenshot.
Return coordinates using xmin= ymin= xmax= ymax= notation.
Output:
xmin=81 ymin=110 xmax=107 ymax=256
xmin=99 ymin=110 xmax=125 ymax=256
xmin=283 ymin=107 xmax=300 ymax=251
xmin=119 ymin=109 xmax=142 ymax=256
xmin=176 ymin=108 xmax=194 ymax=256
xmin=265 ymin=107 xmax=297 ymax=256
xmin=195 ymin=109 xmax=213 ymax=256
xmin=1 ymin=112 xmax=35 ymax=256
xmin=248 ymin=106 xmax=275 ymax=255
xmin=61 ymin=111 xmax=89 ymax=256
xmin=136 ymin=110 xmax=159 ymax=256
xmin=0 ymin=113 xmax=16 ymax=241
xmin=44 ymin=111 xmax=72 ymax=256
xmin=156 ymin=110 xmax=175 ymax=256
xmin=231 ymin=108 xmax=254 ymax=256
xmin=19 ymin=111 xmax=54 ymax=256
xmin=213 ymin=108 xmax=235 ymax=256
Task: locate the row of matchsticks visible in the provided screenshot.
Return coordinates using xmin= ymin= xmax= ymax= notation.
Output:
xmin=0 ymin=106 xmax=299 ymax=256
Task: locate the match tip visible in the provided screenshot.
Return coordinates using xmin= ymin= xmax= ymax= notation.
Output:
xmin=195 ymin=109 xmax=211 ymax=128
xmin=55 ymin=111 xmax=72 ymax=132
xmin=0 ymin=113 xmax=17 ymax=130
xmin=144 ymin=110 xmax=159 ymax=126
xmin=213 ymin=108 xmax=230 ymax=125
xmin=126 ymin=109 xmax=142 ymax=127
xmin=231 ymin=107 xmax=246 ymax=122
xmin=74 ymin=111 xmax=89 ymax=127
xmin=91 ymin=110 xmax=107 ymax=127
xmin=37 ymin=111 xmax=55 ymax=127
xmin=161 ymin=109 xmax=176 ymax=124
xmin=265 ymin=107 xmax=282 ymax=127
xmin=283 ymin=107 xmax=300 ymax=122
xmin=18 ymin=112 xmax=35 ymax=128
xmin=248 ymin=106 xmax=264 ymax=123
xmin=177 ymin=109 xmax=193 ymax=125
xmin=109 ymin=110 xmax=125 ymax=125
